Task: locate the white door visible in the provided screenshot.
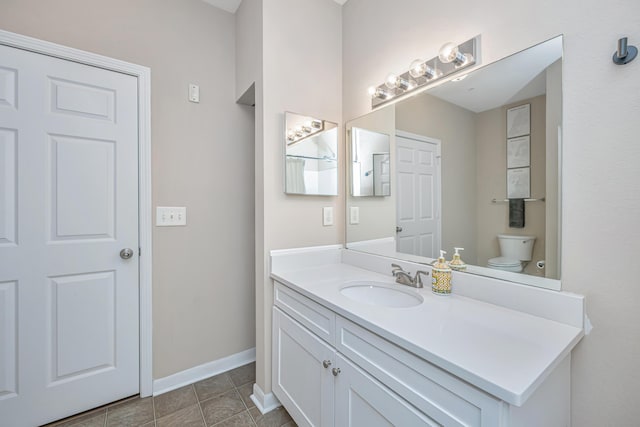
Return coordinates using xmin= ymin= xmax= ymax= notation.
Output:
xmin=395 ymin=133 xmax=441 ymax=258
xmin=334 ymin=354 xmax=440 ymax=427
xmin=272 ymin=307 xmax=335 ymax=427
xmin=0 ymin=43 xmax=139 ymax=426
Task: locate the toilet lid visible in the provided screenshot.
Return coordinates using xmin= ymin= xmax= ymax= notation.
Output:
xmin=488 ymin=256 xmax=521 ymax=267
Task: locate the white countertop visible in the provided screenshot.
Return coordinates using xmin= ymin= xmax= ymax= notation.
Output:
xmin=271 ymin=262 xmax=583 ymax=406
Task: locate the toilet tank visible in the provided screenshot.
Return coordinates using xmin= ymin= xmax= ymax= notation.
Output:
xmin=498 ymin=234 xmax=536 ymax=261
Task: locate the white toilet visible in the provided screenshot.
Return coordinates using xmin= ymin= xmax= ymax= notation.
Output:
xmin=487 ymin=234 xmax=536 ymax=272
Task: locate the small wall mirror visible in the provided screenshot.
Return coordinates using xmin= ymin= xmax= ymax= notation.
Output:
xmin=285 ymin=112 xmax=338 ymax=196
xmin=351 ymin=127 xmax=391 ymax=197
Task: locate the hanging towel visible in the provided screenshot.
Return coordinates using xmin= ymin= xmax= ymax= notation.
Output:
xmin=285 ymin=157 xmax=306 ymax=194
xmin=509 ymin=198 xmax=525 ymax=228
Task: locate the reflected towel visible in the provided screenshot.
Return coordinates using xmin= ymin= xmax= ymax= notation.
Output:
xmin=509 ymin=198 xmax=525 ymax=228
xmin=285 ymin=157 xmax=306 ymax=194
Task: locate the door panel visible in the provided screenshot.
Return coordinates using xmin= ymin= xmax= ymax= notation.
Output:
xmin=0 ymin=128 xmax=17 ymax=245
xmin=335 ymin=355 xmax=440 ymax=427
xmin=273 ymin=307 xmax=335 ymax=427
xmin=50 ymin=271 xmax=116 ymax=382
xmin=49 ymin=135 xmax=115 ymax=240
xmin=49 ymin=77 xmax=116 ymax=121
xmin=0 ymin=280 xmax=17 ymax=399
xmin=0 ymin=42 xmax=139 ymax=426
xmin=0 ymin=66 xmax=17 ymax=108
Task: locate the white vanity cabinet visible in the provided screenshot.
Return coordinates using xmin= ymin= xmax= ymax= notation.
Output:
xmin=334 ymin=354 xmax=440 ymax=426
xmin=272 ymin=281 xmax=514 ymax=427
xmin=272 ymin=307 xmax=335 ymax=426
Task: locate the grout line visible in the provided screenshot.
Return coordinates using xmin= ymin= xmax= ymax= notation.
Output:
xmin=234 ymin=382 xmax=257 ymax=427
xmin=151 ymin=394 xmax=157 ymax=426
xmin=194 ymin=384 xmax=207 ymax=427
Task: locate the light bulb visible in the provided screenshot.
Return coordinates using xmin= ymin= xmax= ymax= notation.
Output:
xmin=385 ymin=73 xmax=398 ymax=89
xmin=287 ymin=129 xmax=295 ymax=141
xmin=439 ymin=42 xmax=471 ymax=67
xmin=311 ymin=119 xmax=323 ymax=129
xmin=385 ymin=73 xmax=411 ymax=90
xmin=367 ymin=86 xmax=390 ymax=99
xmin=409 ymin=59 xmax=442 ymax=80
xmin=409 ymin=59 xmax=426 ymax=78
xmin=438 ymin=42 xmax=459 ymax=63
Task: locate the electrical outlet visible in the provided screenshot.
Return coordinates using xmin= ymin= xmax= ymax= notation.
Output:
xmin=350 ymin=207 xmax=360 ymax=224
xmin=156 ymin=206 xmax=187 ymax=226
xmin=323 ymin=207 xmax=334 ymax=226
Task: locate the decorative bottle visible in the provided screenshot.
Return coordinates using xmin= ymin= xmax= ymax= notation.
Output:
xmin=432 ymin=250 xmax=452 ymax=295
xmin=449 ymin=247 xmax=467 ymax=271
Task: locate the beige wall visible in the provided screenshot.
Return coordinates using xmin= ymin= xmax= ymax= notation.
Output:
xmin=235 ymin=0 xmax=262 ymax=101
xmin=0 ymin=0 xmax=256 ymax=379
xmin=256 ymin=0 xmax=343 ymax=395
xmin=346 ymin=106 xmax=396 ymax=244
xmin=475 ymin=95 xmax=546 ymax=275
xmin=396 ymin=94 xmax=478 ymax=263
xmin=343 ymin=0 xmax=640 ymax=424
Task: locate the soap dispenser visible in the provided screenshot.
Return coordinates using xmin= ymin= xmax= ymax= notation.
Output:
xmin=431 ymin=250 xmax=452 ymax=295
xmin=449 ymin=247 xmax=467 ymax=271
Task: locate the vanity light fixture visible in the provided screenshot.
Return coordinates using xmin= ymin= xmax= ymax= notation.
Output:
xmin=287 ymin=117 xmax=325 ymax=145
xmin=368 ymin=36 xmax=479 ymax=108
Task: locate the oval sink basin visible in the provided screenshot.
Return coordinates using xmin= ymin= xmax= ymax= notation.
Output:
xmin=340 ymin=281 xmax=423 ymax=308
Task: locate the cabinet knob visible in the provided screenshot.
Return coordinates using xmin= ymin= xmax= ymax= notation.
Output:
xmin=323 ymin=360 xmax=332 ymax=369
xmin=332 ymin=367 xmax=341 ymax=377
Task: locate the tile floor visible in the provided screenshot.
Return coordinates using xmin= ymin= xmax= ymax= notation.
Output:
xmin=44 ymin=362 xmax=296 ymax=427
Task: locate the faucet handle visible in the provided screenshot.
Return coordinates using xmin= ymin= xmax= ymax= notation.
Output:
xmin=391 ymin=263 xmax=404 ymax=276
xmin=414 ymin=270 xmax=430 ymax=288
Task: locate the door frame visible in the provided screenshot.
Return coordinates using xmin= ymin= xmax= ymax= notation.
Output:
xmin=0 ymin=30 xmax=154 ymax=397
xmin=395 ymin=130 xmax=442 ymax=256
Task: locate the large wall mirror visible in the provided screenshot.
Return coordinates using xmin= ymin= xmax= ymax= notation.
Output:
xmin=346 ymin=36 xmax=563 ymax=290
xmin=285 ymin=112 xmax=338 ymax=196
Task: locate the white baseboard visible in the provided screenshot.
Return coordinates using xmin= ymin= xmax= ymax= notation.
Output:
xmin=153 ymin=347 xmax=256 ymax=396
xmin=250 ymin=383 xmax=281 ymax=414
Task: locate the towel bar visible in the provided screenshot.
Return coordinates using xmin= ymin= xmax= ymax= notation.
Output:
xmin=492 ymin=197 xmax=545 ymax=203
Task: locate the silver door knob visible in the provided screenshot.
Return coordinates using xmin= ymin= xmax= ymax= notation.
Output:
xmin=323 ymin=360 xmax=332 ymax=369
xmin=332 ymin=367 xmax=341 ymax=377
xmin=120 ymin=248 xmax=134 ymax=259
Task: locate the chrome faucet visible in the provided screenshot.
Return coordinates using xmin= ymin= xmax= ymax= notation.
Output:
xmin=391 ymin=264 xmax=429 ymax=288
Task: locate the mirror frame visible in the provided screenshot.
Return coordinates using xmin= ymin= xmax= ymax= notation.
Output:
xmin=284 ymin=111 xmax=338 ymax=196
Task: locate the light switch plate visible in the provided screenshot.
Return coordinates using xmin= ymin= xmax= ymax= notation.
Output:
xmin=157 ymin=206 xmax=187 ymax=226
xmin=189 ymin=84 xmax=200 ymax=103
xmin=350 ymin=207 xmax=360 ymax=225
xmin=323 ymin=207 xmax=334 ymax=226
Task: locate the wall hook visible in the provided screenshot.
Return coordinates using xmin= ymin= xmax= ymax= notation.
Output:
xmin=612 ymin=37 xmax=637 ymax=65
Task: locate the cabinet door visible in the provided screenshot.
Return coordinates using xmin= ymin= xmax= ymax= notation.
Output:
xmin=273 ymin=307 xmax=335 ymax=427
xmin=335 ymin=354 xmax=441 ymax=427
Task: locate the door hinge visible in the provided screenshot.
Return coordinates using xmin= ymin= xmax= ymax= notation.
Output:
xmin=139 ymin=247 xmax=142 ymax=256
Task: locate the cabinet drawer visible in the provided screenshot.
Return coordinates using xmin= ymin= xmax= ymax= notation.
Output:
xmin=336 ymin=316 xmax=504 ymax=427
xmin=274 ymin=281 xmax=335 ymax=345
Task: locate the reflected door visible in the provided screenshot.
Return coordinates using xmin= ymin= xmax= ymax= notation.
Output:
xmin=0 ymin=44 xmax=139 ymax=426
xmin=395 ymin=133 xmax=441 ymax=258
